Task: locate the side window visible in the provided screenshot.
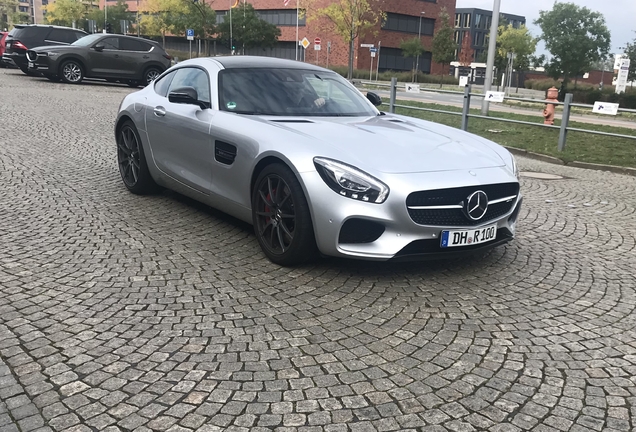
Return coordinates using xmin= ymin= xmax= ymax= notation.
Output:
xmin=168 ymin=68 xmax=211 ymax=106
xmin=100 ymin=37 xmax=119 ymax=50
xmin=48 ymin=29 xmax=79 ymax=44
xmin=74 ymin=32 xmax=86 ymax=41
xmin=154 ymin=70 xmax=177 ymax=97
xmin=120 ymin=38 xmax=151 ymax=52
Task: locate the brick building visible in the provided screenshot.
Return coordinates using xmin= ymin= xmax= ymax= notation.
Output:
xmin=97 ymin=0 xmax=455 ymax=74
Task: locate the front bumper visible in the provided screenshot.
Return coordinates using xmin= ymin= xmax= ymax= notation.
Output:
xmin=26 ymin=51 xmax=55 ymax=73
xmin=300 ymin=167 xmax=521 ymax=261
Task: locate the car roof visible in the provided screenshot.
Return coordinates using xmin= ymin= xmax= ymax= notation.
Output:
xmin=209 ymin=56 xmax=326 ymax=71
xmin=14 ymin=24 xmax=87 ymax=33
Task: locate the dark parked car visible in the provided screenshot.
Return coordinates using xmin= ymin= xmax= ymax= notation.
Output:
xmin=2 ymin=24 xmax=86 ymax=74
xmin=26 ymin=33 xmax=172 ymax=86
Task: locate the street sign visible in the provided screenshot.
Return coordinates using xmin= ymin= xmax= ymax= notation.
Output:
xmin=485 ymin=91 xmax=505 ymax=103
xmin=360 ymin=43 xmax=374 ymax=48
xmin=406 ymin=84 xmax=420 ymax=93
xmin=301 ymin=37 xmax=310 ymax=49
xmin=327 ymin=41 xmax=331 ymax=53
xmin=615 ymin=58 xmax=630 ymax=94
xmin=370 ymin=47 xmax=378 ymax=53
xmin=186 ymin=29 xmax=194 ymax=41
xmin=314 ymin=44 xmax=321 ymax=51
xmin=592 ymin=101 xmax=619 ymax=116
xmin=314 ymin=37 xmax=321 ymax=45
xmin=370 ymin=51 xmax=376 ymax=58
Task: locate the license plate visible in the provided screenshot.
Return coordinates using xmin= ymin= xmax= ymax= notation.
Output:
xmin=28 ymin=62 xmax=34 ymax=68
xmin=441 ymin=224 xmax=497 ymax=248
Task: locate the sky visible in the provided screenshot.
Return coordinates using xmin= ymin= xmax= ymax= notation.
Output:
xmin=456 ymin=0 xmax=636 ymax=56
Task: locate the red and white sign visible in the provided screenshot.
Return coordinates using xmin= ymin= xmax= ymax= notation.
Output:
xmin=314 ymin=37 xmax=321 ymax=45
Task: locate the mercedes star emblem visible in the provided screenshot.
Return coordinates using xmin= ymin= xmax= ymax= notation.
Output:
xmin=465 ymin=190 xmax=488 ymax=220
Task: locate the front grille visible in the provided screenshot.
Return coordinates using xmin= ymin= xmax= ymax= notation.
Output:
xmin=407 ymin=182 xmax=519 ymax=227
xmin=26 ymin=50 xmax=37 ymax=61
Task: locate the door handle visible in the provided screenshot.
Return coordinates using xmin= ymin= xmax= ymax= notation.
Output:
xmin=153 ymin=106 xmax=166 ymax=117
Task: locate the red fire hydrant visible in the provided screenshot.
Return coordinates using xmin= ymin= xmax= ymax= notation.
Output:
xmin=543 ymin=86 xmax=559 ymax=125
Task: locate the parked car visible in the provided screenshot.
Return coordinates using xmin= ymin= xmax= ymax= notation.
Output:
xmin=115 ymin=57 xmax=522 ymax=265
xmin=2 ymin=24 xmax=86 ymax=74
xmin=26 ymin=33 xmax=171 ymax=86
xmin=0 ymin=31 xmax=7 ymax=67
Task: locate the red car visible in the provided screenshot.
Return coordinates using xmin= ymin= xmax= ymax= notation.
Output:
xmin=0 ymin=32 xmax=7 ymax=67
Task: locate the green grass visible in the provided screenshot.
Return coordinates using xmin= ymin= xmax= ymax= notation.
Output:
xmin=390 ymin=100 xmax=636 ymax=168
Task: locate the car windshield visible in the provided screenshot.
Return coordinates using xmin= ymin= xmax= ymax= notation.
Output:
xmin=218 ymin=68 xmax=378 ymax=117
xmin=71 ymin=34 xmax=101 ymax=46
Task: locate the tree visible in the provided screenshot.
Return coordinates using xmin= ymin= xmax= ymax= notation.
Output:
xmin=458 ymin=30 xmax=473 ymax=67
xmin=311 ymin=0 xmax=384 ymax=79
xmin=399 ymin=37 xmax=424 ymax=83
xmin=170 ymin=0 xmax=215 ymax=55
xmin=430 ymin=8 xmax=455 ymax=87
xmin=44 ymin=0 xmax=85 ymax=27
xmin=139 ymin=0 xmax=182 ymax=47
xmin=1 ymin=0 xmax=27 ymax=29
xmin=534 ymin=2 xmax=610 ymax=87
xmin=497 ymin=24 xmax=537 ymax=90
xmin=216 ymin=2 xmax=280 ymax=53
xmin=623 ymin=39 xmax=636 ymax=83
xmin=87 ymin=0 xmax=132 ymax=34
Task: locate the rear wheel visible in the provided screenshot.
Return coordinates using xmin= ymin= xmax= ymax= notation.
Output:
xmin=143 ymin=67 xmax=161 ymax=86
xmin=117 ymin=120 xmax=158 ymax=195
xmin=252 ymin=164 xmax=317 ymax=266
xmin=127 ymin=80 xmax=141 ymax=88
xmin=60 ymin=60 xmax=83 ymax=84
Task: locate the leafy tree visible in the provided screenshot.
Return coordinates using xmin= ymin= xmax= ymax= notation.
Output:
xmin=44 ymin=0 xmax=85 ymax=27
xmin=399 ymin=37 xmax=424 ymax=83
xmin=430 ymin=8 xmax=455 ymax=87
xmin=311 ymin=0 xmax=384 ymax=79
xmin=216 ymin=2 xmax=280 ymax=53
xmin=623 ymin=40 xmax=636 ymax=83
xmin=87 ymin=0 xmax=133 ymax=34
xmin=497 ymin=24 xmax=537 ymax=90
xmin=139 ymin=0 xmax=182 ymax=46
xmin=457 ymin=30 xmax=473 ymax=67
xmin=1 ymin=0 xmax=27 ymax=29
xmin=534 ymin=2 xmax=610 ymax=87
xmin=170 ymin=0 xmax=215 ymax=55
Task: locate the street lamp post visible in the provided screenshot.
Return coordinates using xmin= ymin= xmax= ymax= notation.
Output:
xmin=415 ymin=12 xmax=425 ymax=83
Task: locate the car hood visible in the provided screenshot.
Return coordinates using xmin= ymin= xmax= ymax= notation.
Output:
xmin=32 ymin=44 xmax=76 ymax=52
xmin=265 ymin=115 xmax=507 ymax=174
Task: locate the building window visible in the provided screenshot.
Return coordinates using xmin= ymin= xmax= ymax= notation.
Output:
xmin=19 ymin=5 xmax=28 ymax=12
xmin=257 ymin=9 xmax=306 ymax=26
xmin=383 ymin=13 xmax=435 ymax=36
xmin=486 ymin=16 xmax=492 ymax=30
xmin=453 ymin=30 xmax=460 ymax=44
xmin=378 ymin=47 xmax=432 ymax=74
xmin=463 ymin=13 xmax=471 ymax=28
xmin=454 ymin=13 xmax=461 ymax=28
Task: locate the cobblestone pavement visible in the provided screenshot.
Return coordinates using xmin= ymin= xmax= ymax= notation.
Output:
xmin=1 ymin=68 xmax=636 ymax=432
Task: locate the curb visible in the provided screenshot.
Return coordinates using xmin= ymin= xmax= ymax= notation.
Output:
xmin=504 ymin=146 xmax=636 ymax=177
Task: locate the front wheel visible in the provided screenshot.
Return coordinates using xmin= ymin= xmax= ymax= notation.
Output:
xmin=60 ymin=60 xmax=83 ymax=84
xmin=117 ymin=120 xmax=158 ymax=195
xmin=252 ymin=164 xmax=317 ymax=266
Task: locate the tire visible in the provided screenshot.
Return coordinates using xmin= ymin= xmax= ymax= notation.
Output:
xmin=117 ymin=120 xmax=158 ymax=195
xmin=252 ymin=163 xmax=317 ymax=266
xmin=143 ymin=67 xmax=161 ymax=86
xmin=45 ymin=75 xmax=60 ymax=82
xmin=60 ymin=60 xmax=83 ymax=84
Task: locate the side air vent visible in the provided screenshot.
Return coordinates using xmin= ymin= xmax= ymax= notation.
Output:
xmin=215 ymin=141 xmax=237 ymax=165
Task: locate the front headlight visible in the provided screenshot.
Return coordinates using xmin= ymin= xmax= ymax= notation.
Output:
xmin=511 ymin=154 xmax=519 ymax=179
xmin=314 ymin=157 xmax=389 ymax=204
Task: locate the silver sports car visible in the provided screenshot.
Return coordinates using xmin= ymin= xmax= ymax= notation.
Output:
xmin=115 ymin=56 xmax=522 ymax=265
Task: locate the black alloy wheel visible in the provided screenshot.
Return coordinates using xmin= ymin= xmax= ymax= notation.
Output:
xmin=252 ymin=164 xmax=317 ymax=265
xmin=60 ymin=60 xmax=83 ymax=84
xmin=116 ymin=121 xmax=157 ymax=194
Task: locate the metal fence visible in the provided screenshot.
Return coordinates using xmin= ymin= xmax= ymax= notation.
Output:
xmin=356 ymin=78 xmax=636 ymax=152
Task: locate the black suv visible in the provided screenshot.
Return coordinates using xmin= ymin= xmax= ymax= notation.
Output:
xmin=2 ymin=24 xmax=87 ymax=74
xmin=26 ymin=33 xmax=172 ymax=86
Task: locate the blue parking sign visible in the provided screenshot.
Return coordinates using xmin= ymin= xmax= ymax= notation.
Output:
xmin=186 ymin=29 xmax=194 ymax=37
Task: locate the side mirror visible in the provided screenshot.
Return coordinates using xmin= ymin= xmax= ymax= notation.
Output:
xmin=366 ymin=92 xmax=382 ymax=107
xmin=169 ymin=86 xmax=204 ymax=108
xmin=93 ymin=44 xmax=104 ymax=52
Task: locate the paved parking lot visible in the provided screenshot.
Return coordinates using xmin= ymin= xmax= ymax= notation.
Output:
xmin=1 ymin=68 xmax=635 ymax=432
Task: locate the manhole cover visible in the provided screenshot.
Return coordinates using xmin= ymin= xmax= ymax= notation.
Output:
xmin=519 ymin=171 xmax=565 ymax=180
